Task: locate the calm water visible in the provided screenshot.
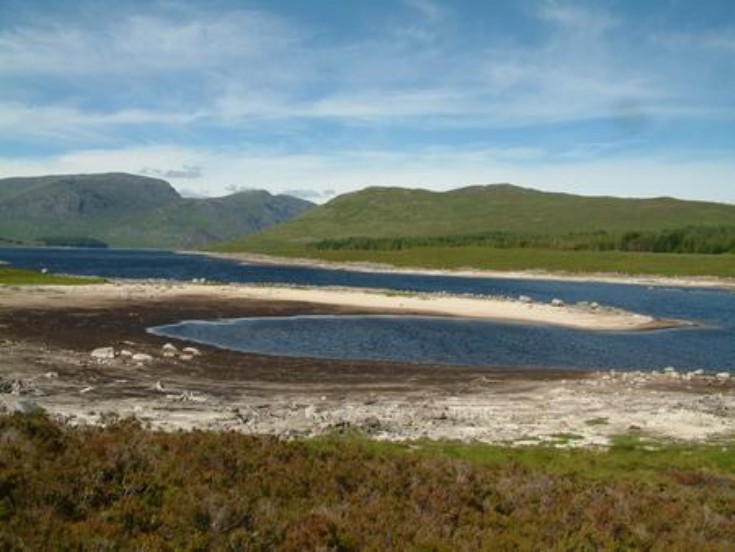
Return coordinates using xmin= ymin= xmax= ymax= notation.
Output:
xmin=2 ymin=247 xmax=734 ymax=372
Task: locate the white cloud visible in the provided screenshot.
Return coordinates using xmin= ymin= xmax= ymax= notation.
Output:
xmin=535 ymin=1 xmax=619 ymax=34
xmin=0 ymin=8 xmax=296 ymax=75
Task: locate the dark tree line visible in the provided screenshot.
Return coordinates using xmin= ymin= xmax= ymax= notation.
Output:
xmin=312 ymin=226 xmax=735 ymax=255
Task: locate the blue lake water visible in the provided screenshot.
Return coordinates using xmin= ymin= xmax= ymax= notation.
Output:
xmin=2 ymin=247 xmax=734 ymax=372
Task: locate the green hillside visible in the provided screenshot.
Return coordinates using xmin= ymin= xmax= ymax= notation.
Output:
xmin=0 ymin=173 xmax=313 ymax=249
xmin=219 ymin=184 xmax=735 ymax=247
xmin=214 ymin=184 xmax=735 ymax=277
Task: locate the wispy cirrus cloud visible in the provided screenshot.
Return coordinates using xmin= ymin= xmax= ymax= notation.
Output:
xmin=1 ymin=1 xmax=733 ymax=202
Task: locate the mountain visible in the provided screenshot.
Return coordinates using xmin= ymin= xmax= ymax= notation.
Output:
xmin=215 ymin=184 xmax=735 ymax=252
xmin=0 ymin=173 xmax=314 ymax=249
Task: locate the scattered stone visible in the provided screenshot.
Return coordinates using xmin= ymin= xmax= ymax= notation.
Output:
xmin=152 ymin=381 xmax=165 ymax=392
xmin=691 ymin=369 xmax=705 ymax=376
xmin=166 ymin=391 xmax=208 ymax=403
xmin=13 ymin=399 xmax=43 ymax=414
xmin=79 ymin=386 xmax=95 ymax=394
xmin=179 ymin=354 xmax=194 ymax=361
xmin=119 ymin=349 xmax=133 ymax=358
xmin=182 ymin=347 xmax=201 ymax=356
xmin=0 ymin=378 xmax=34 ymax=395
xmin=161 ymin=343 xmax=178 ymax=353
xmin=589 ymin=302 xmax=600 ymax=309
xmin=518 ymin=295 xmax=533 ymax=304
xmin=715 ymin=372 xmax=731 ymax=380
xmin=360 ymin=416 xmax=382 ymax=432
xmin=663 ymin=366 xmax=677 ymax=374
xmin=44 ymin=371 xmax=59 ymax=379
xmin=90 ymin=347 xmax=116 ymax=360
xmin=132 ymin=353 xmax=154 ymax=363
xmin=550 ymin=298 xmax=565 ymax=307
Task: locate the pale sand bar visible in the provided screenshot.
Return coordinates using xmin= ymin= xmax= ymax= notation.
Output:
xmin=0 ymin=280 xmax=677 ymax=331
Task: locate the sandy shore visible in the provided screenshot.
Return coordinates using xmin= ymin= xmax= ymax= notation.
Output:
xmin=205 ymin=251 xmax=735 ymax=290
xmin=0 ymin=281 xmax=732 ymax=446
xmin=0 ymin=280 xmax=674 ymax=331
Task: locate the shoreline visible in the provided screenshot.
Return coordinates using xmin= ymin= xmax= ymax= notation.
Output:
xmin=201 ymin=250 xmax=735 ymax=291
xmin=0 ymin=280 xmax=675 ymax=331
xmin=0 ymin=280 xmax=732 ymax=446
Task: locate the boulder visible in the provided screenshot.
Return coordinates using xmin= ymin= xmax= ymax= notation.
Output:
xmin=550 ymin=298 xmax=565 ymax=307
xmin=182 ymin=346 xmax=202 ymax=356
xmin=715 ymin=372 xmax=731 ymax=380
xmin=161 ymin=343 xmax=178 ymax=357
xmin=90 ymin=347 xmax=116 ymax=360
xmin=132 ymin=353 xmax=154 ymax=363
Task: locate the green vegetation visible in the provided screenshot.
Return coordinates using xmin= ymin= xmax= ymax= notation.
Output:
xmin=312 ymin=226 xmax=735 ymax=254
xmin=0 ymin=172 xmax=313 ymax=249
xmin=219 ymin=184 xmax=735 ymax=248
xmin=221 ymin=245 xmax=735 ymax=278
xmin=1 ymin=412 xmax=734 ymax=550
xmin=0 ymin=266 xmax=104 ymax=285
xmin=215 ymin=184 xmax=735 ymax=277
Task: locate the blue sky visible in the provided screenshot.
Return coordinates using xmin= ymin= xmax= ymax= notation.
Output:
xmin=1 ymin=0 xmax=734 ymax=202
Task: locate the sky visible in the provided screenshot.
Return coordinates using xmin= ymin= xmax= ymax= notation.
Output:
xmin=1 ymin=0 xmax=734 ymax=203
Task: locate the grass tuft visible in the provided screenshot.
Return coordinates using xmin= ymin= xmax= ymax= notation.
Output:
xmin=0 ymin=266 xmax=104 ymax=286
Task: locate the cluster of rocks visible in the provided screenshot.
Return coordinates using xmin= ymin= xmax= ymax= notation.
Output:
xmin=517 ymin=295 xmax=603 ymax=310
xmin=0 ymin=377 xmax=36 ymax=396
xmin=89 ymin=343 xmax=202 ymax=364
xmin=599 ymin=367 xmax=732 ymax=384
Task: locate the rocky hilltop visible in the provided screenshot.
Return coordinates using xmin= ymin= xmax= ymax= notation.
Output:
xmin=0 ymin=173 xmax=314 ymax=249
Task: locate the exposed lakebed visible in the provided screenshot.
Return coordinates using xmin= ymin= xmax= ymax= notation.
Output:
xmin=3 ymin=247 xmax=734 ymax=372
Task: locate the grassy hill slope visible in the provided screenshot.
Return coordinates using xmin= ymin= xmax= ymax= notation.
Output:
xmin=219 ymin=184 xmax=735 ymax=246
xmin=0 ymin=173 xmax=313 ymax=249
xmin=214 ymin=184 xmax=735 ymax=277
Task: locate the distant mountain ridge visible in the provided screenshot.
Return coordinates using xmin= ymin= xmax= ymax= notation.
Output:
xmin=216 ymin=183 xmax=735 ymax=252
xmin=0 ymin=173 xmax=313 ymax=249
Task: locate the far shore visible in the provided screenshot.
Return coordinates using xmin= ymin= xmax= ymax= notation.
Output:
xmin=200 ymin=250 xmax=735 ymax=291
xmin=0 ymin=279 xmax=679 ymax=331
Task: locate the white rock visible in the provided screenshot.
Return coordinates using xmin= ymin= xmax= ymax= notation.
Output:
xmin=90 ymin=347 xmax=116 ymax=360
xmin=179 ymin=354 xmax=194 ymax=361
xmin=550 ymin=298 xmax=565 ymax=307
xmin=518 ymin=295 xmax=533 ymax=303
xmin=161 ymin=343 xmax=178 ymax=353
xmin=663 ymin=366 xmax=677 ymax=374
xmin=182 ymin=347 xmax=201 ymax=356
xmin=715 ymin=372 xmax=731 ymax=380
xmin=132 ymin=353 xmax=154 ymax=363
xmin=119 ymin=349 xmax=133 ymax=358
xmin=691 ymin=369 xmax=705 ymax=376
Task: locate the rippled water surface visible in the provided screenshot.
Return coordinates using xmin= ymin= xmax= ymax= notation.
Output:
xmin=2 ymin=247 xmax=733 ymax=371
